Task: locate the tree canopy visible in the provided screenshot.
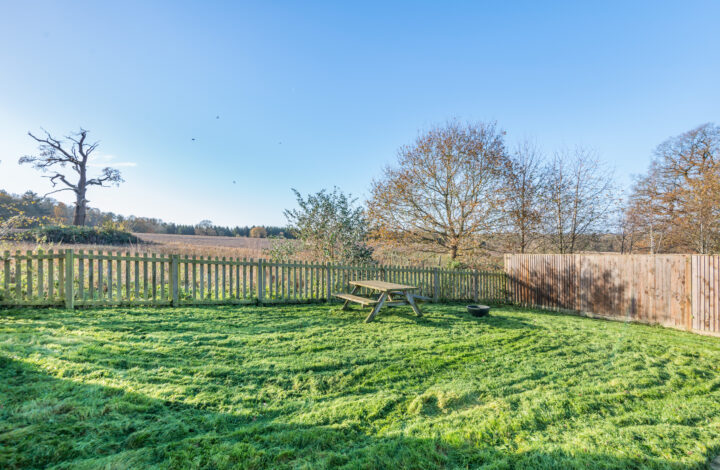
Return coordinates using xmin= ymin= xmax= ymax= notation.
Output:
xmin=368 ymin=121 xmax=508 ymax=259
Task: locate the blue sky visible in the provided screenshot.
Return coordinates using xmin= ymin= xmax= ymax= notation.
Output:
xmin=1 ymin=1 xmax=719 ymax=226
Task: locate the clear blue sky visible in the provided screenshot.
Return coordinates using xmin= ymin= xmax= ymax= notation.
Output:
xmin=1 ymin=1 xmax=719 ymax=226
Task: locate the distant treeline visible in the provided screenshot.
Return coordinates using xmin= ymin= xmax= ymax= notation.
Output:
xmin=0 ymin=190 xmax=293 ymax=238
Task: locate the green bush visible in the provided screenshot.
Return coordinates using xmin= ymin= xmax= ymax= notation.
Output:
xmin=13 ymin=225 xmax=141 ymax=245
xmin=446 ymin=259 xmax=470 ymax=270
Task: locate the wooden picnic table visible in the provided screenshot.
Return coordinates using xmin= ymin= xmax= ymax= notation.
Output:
xmin=334 ymin=279 xmax=425 ymax=323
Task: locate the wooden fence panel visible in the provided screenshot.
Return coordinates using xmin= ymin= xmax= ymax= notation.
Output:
xmin=505 ymin=254 xmax=720 ymax=336
xmin=693 ymin=255 xmax=720 ymax=334
xmin=0 ymin=249 xmax=65 ymax=306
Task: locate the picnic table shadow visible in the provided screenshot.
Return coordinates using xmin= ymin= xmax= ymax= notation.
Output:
xmin=0 ymin=356 xmax=699 ymax=469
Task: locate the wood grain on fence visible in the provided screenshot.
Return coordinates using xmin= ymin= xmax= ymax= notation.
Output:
xmin=505 ymin=254 xmax=720 ymax=336
xmin=692 ymin=255 xmax=720 ymax=334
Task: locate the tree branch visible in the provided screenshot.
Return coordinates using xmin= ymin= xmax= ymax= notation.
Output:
xmin=44 ymin=187 xmax=76 ymax=197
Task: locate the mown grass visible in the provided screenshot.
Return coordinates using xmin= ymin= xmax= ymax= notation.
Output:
xmin=1 ymin=303 xmax=720 ymax=469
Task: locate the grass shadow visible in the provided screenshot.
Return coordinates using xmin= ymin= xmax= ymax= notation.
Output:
xmin=0 ymin=356 xmax=703 ymax=469
xmin=372 ymin=303 xmax=543 ymax=332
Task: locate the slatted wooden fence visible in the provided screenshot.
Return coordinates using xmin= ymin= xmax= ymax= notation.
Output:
xmin=0 ymin=250 xmax=508 ymax=308
xmin=505 ymin=254 xmax=720 ymax=336
xmin=692 ymin=255 xmax=720 ymax=334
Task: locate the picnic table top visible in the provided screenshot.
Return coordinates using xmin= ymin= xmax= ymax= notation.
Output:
xmin=349 ymin=280 xmax=419 ymax=291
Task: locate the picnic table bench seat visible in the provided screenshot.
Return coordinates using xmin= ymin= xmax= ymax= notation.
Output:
xmin=333 ymin=293 xmax=378 ymax=306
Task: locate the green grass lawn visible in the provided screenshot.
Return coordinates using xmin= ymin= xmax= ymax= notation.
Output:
xmin=2 ymin=303 xmax=720 ymax=469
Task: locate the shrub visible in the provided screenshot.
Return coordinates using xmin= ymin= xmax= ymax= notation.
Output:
xmin=249 ymin=226 xmax=267 ymax=238
xmin=446 ymin=260 xmax=470 ymax=270
xmin=12 ymin=225 xmax=141 ymax=245
xmin=284 ymin=187 xmax=373 ymax=264
xmin=267 ymin=237 xmax=299 ymax=261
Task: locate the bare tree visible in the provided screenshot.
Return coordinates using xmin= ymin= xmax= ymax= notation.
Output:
xmin=542 ymin=147 xmax=615 ymax=253
xmin=367 ymin=121 xmax=508 ymax=260
xmin=19 ymin=128 xmax=123 ymax=226
xmin=502 ymin=140 xmax=545 ymax=253
xmin=624 ymin=167 xmax=668 ymax=253
xmin=195 ymin=220 xmax=216 ymax=236
xmin=614 ymin=196 xmax=639 ymax=254
xmin=624 ymin=123 xmax=720 ymax=253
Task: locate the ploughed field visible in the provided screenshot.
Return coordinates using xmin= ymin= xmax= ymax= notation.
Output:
xmin=132 ymin=233 xmax=275 ymax=250
xmin=1 ymin=233 xmax=281 ymax=260
xmin=1 ymin=303 xmax=720 ymax=469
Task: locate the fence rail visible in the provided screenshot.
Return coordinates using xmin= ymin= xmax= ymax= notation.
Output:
xmin=0 ymin=250 xmax=508 ymax=308
xmin=505 ymin=254 xmax=720 ymax=336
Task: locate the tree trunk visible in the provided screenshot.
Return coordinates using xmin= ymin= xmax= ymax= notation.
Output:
xmin=73 ymin=191 xmax=87 ymax=226
xmin=73 ymin=167 xmax=88 ymax=226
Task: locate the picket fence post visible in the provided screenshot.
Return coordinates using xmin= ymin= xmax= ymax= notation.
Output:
xmin=473 ymin=270 xmax=479 ymax=302
xmin=433 ymin=268 xmax=439 ymax=302
xmin=684 ymin=255 xmax=693 ymax=331
xmin=64 ymin=249 xmax=74 ymax=310
xmin=326 ymin=262 xmax=332 ymax=302
xmin=504 ymin=272 xmax=512 ymax=304
xmin=258 ymin=258 xmax=265 ymax=304
xmin=171 ymin=255 xmax=179 ymax=307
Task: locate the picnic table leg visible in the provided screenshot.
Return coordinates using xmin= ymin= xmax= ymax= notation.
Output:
xmin=406 ymin=292 xmax=423 ymax=317
xmin=365 ymin=291 xmax=388 ymax=323
xmin=342 ymin=285 xmax=360 ymax=311
xmin=386 ymin=291 xmax=408 ymax=304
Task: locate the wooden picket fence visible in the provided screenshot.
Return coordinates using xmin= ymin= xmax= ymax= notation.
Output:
xmin=504 ymin=254 xmax=720 ymax=336
xmin=0 ymin=249 xmax=508 ymax=308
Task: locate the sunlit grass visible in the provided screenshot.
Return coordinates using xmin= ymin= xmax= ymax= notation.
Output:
xmin=1 ymin=303 xmax=720 ymax=469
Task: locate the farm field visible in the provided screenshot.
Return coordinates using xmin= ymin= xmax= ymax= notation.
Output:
xmin=133 ymin=233 xmax=275 ymax=250
xmin=132 ymin=233 xmax=278 ymax=259
xmin=2 ymin=304 xmax=720 ymax=469
xmin=0 ymin=233 xmax=281 ymax=261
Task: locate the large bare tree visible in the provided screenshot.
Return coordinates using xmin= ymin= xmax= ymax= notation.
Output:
xmin=502 ymin=140 xmax=545 ymax=253
xmin=624 ymin=123 xmax=720 ymax=253
xmin=623 ymin=167 xmax=669 ymax=253
xmin=367 ymin=121 xmax=508 ymax=260
xmin=542 ymin=147 xmax=615 ymax=253
xmin=19 ymin=128 xmax=123 ymax=226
